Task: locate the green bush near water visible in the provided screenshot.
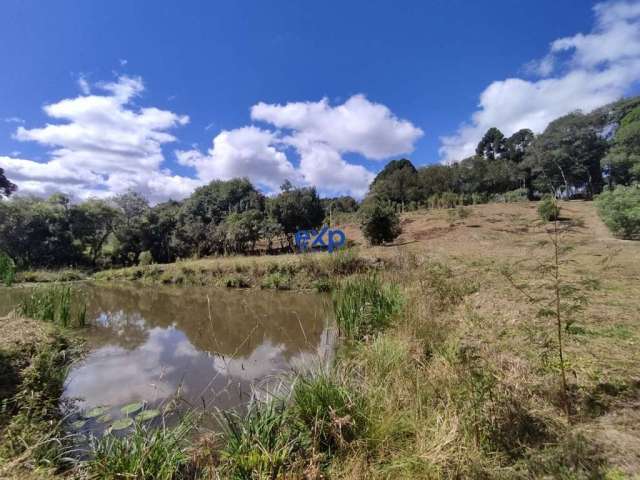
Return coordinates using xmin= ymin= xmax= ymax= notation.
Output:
xmin=18 ymin=284 xmax=87 ymax=327
xmin=87 ymin=417 xmax=193 ymax=480
xmin=333 ymin=275 xmax=403 ymax=339
xmin=595 ymin=185 xmax=640 ymax=239
xmin=219 ymin=402 xmax=308 ymax=479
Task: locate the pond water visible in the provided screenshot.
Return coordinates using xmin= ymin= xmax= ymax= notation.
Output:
xmin=0 ymin=283 xmax=335 ymax=433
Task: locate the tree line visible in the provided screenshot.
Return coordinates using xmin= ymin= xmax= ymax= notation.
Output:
xmin=0 ymin=177 xmax=361 ymax=269
xmin=366 ymin=96 xmax=640 ymax=210
xmin=1 ymin=95 xmax=638 ymax=268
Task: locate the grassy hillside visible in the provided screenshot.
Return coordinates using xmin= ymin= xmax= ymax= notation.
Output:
xmin=93 ymin=201 xmax=640 ymax=478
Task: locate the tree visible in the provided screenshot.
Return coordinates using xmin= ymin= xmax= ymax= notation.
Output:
xmin=175 ymin=178 xmax=264 ymax=256
xmin=417 ymin=165 xmax=455 ymax=198
xmin=267 ymin=185 xmax=324 ymax=248
xmin=359 ymin=199 xmax=401 ymax=245
xmin=602 ymin=106 xmax=640 ymax=186
xmin=112 ymin=191 xmax=150 ymax=265
xmin=69 ymin=199 xmax=119 ymax=266
xmin=0 ymin=168 xmax=17 ymax=198
xmin=525 ymin=113 xmax=606 ymax=198
xmin=476 ymin=127 xmax=506 ymax=160
xmin=370 ymin=159 xmax=420 ymax=210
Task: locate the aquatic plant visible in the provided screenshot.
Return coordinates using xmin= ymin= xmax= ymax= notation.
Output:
xmin=332 ymin=275 xmax=402 ymax=339
xmin=86 ymin=416 xmax=193 ymax=480
xmin=18 ymin=284 xmax=87 ymax=327
xmin=218 ymin=401 xmax=308 ymax=479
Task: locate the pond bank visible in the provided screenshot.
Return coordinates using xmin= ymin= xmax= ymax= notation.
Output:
xmin=0 ymin=316 xmax=81 ymax=478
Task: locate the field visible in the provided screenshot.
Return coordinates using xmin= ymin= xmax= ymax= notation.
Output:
xmin=2 ymin=200 xmax=639 ymax=478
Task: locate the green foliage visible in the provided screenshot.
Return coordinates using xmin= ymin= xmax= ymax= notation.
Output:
xmin=595 ymin=185 xmax=640 ymax=239
xmin=333 ymin=275 xmax=402 ymax=339
xmin=0 ymin=332 xmax=76 ymax=472
xmin=538 ymin=196 xmax=561 ymax=222
xmin=0 ymin=167 xmax=17 ymax=198
xmin=0 ymin=251 xmax=16 ymax=286
xmin=359 ymin=200 xmax=401 ymax=245
xmin=260 ymin=271 xmax=292 ymax=290
xmin=291 ymin=373 xmax=368 ymax=452
xmin=218 ymin=401 xmax=308 ymax=479
xmin=87 ymin=417 xmax=193 ymax=480
xmin=18 ymin=284 xmax=87 ymax=327
xmin=138 ymin=250 xmax=154 ymax=266
xmin=266 ymin=183 xmax=325 ymax=243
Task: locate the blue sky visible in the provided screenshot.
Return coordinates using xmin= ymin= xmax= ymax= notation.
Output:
xmin=1 ymin=0 xmax=640 ymax=201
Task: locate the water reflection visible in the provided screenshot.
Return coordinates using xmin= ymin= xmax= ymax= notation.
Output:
xmin=62 ymin=283 xmax=334 ymax=414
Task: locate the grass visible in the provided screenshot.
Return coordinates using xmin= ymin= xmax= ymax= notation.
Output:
xmin=0 ymin=316 xmax=80 ymax=477
xmin=94 ymin=248 xmax=372 ymax=290
xmin=3 ymin=201 xmax=639 ymax=478
xmin=17 ymin=284 xmax=87 ymax=328
xmin=15 ymin=268 xmax=87 ymax=284
xmin=332 ymin=275 xmax=403 ymax=339
xmin=86 ymin=416 xmax=194 ymax=480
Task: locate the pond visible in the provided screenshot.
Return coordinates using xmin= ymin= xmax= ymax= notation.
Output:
xmin=0 ymin=283 xmax=335 ymax=433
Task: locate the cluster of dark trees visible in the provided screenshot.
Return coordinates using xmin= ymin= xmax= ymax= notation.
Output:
xmin=367 ymin=97 xmax=640 ymax=209
xmin=0 ymin=177 xmax=361 ymax=269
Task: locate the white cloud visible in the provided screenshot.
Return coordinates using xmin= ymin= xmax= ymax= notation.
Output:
xmin=177 ymin=126 xmax=301 ymax=191
xmin=3 ymin=116 xmax=24 ymax=124
xmin=1 ymin=77 xmax=420 ymax=200
xmin=440 ymin=0 xmax=640 ymax=163
xmin=0 ymin=75 xmax=198 ymax=202
xmin=183 ymin=95 xmax=421 ymax=197
xmin=251 ymin=95 xmax=423 ymax=160
xmin=77 ymin=75 xmax=91 ymax=95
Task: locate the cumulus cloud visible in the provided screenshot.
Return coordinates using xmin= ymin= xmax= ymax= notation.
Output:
xmin=1 ymin=75 xmax=198 ymax=202
xmin=177 ymin=126 xmax=301 ymax=191
xmin=182 ymin=95 xmax=422 ymax=197
xmin=2 ymin=76 xmax=420 ymax=200
xmin=440 ymin=0 xmax=640 ymax=163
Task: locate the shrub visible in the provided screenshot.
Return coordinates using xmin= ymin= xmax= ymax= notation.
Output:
xmin=538 ymin=195 xmax=561 ymax=222
xmin=260 ymin=271 xmax=292 ymax=290
xmin=0 ymin=250 xmax=16 ymax=286
xmin=333 ymin=275 xmax=402 ymax=339
xmin=138 ymin=250 xmax=154 ymax=266
xmin=359 ymin=200 xmax=401 ymax=246
xmin=492 ymin=188 xmax=528 ymax=203
xmin=223 ymin=275 xmax=250 ymax=288
xmin=595 ymin=185 xmax=640 ymax=239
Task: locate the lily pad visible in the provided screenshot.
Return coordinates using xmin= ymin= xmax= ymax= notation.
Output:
xmin=111 ymin=417 xmax=134 ymax=430
xmin=121 ymin=402 xmax=144 ymax=415
xmin=71 ymin=419 xmax=87 ymax=429
xmin=136 ymin=409 xmax=160 ymax=422
xmin=97 ymin=414 xmax=112 ymax=424
xmin=85 ymin=406 xmax=109 ymax=418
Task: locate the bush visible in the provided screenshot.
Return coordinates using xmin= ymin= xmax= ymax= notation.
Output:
xmin=492 ymin=188 xmax=528 ymax=203
xmin=138 ymin=250 xmax=154 ymax=266
xmin=333 ymin=275 xmax=402 ymax=339
xmin=538 ymin=195 xmax=560 ymax=222
xmin=0 ymin=250 xmax=16 ymax=286
xmin=260 ymin=271 xmax=292 ymax=290
xmin=595 ymin=185 xmax=640 ymax=239
xmin=359 ymin=200 xmax=401 ymax=246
